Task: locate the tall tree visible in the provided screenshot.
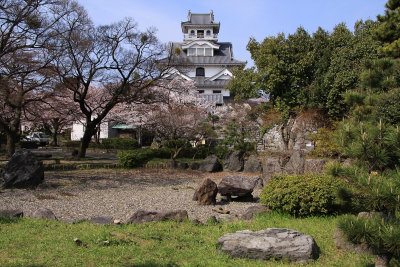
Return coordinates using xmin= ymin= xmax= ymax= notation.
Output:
xmin=375 ymin=0 xmax=400 ymax=58
xmin=52 ymin=2 xmax=170 ymax=157
xmin=0 ymin=0 xmax=70 ymax=156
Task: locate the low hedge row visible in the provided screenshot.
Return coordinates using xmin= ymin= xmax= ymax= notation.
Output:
xmin=62 ymin=138 xmax=138 ymax=150
xmin=118 ymin=148 xmax=172 ymax=168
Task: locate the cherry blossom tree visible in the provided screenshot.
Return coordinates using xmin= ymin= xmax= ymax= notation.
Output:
xmin=50 ymin=1 xmax=172 ymax=158
xmin=0 ymin=0 xmax=74 ymax=157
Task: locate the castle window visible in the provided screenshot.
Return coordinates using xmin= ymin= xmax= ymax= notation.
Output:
xmin=196 ymin=67 xmax=205 ymax=77
xmin=204 ymin=48 xmax=212 ymax=56
xmin=190 ymin=30 xmax=195 ymax=36
xmin=188 ymin=48 xmax=196 ymax=56
xmin=198 ymin=90 xmax=204 ymax=94
xmin=213 ymin=90 xmax=221 ymax=94
xmin=206 ymin=30 xmax=211 ymax=36
xmin=197 ymin=30 xmax=204 ymax=38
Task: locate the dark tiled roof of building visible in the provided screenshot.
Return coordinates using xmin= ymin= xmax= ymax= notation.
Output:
xmin=193 ymin=77 xmax=230 ymax=88
xmin=160 ymin=42 xmax=246 ymax=66
xmin=181 ymin=12 xmax=220 ymax=33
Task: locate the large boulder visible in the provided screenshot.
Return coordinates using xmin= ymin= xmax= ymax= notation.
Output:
xmin=0 ymin=150 xmax=44 ymax=188
xmin=223 ymin=151 xmax=244 ymax=172
xmin=127 ymin=210 xmax=188 ymax=224
xmin=218 ymin=175 xmax=261 ymax=199
xmin=217 ymin=228 xmax=319 ymax=263
xmin=243 ymin=155 xmax=262 ymax=173
xmin=198 ymin=155 xmax=222 ymax=172
xmin=192 ymin=178 xmax=218 ymax=205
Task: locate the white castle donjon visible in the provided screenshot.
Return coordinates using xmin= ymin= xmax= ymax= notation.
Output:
xmin=163 ymin=11 xmax=246 ymax=105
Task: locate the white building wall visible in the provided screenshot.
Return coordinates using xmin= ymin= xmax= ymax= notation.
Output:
xmin=186 ymin=66 xmax=225 ymax=78
xmin=71 ymin=121 xmax=110 ymax=141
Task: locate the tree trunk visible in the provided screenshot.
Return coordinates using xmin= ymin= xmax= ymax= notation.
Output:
xmin=375 ymin=253 xmax=391 ymax=267
xmin=78 ymin=126 xmax=95 ymax=158
xmin=6 ymin=132 xmax=17 ymax=158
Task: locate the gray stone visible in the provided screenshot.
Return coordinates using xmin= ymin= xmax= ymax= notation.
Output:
xmin=199 ymin=155 xmax=222 ymax=172
xmin=32 ymin=208 xmax=57 ymax=220
xmin=284 ymin=150 xmax=305 ymax=175
xmin=243 ymin=155 xmax=262 ymax=173
xmin=223 ymin=151 xmax=244 ymax=172
xmin=0 ymin=209 xmax=23 ymax=219
xmin=90 ymin=216 xmax=114 ymax=225
xmin=262 ymin=158 xmax=281 ymax=183
xmin=127 ymin=209 xmax=188 ymax=224
xmin=1 ymin=150 xmax=44 ymax=188
xmin=217 ymin=228 xmax=319 ymax=263
xmin=216 ymin=214 xmax=238 ymax=222
xmin=218 ymin=175 xmax=260 ymax=198
xmin=241 ymin=205 xmax=269 ymax=220
xmin=192 ymin=178 xmax=218 ymax=205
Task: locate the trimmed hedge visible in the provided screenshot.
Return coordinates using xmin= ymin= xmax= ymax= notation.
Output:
xmin=63 ymin=138 xmax=138 ymax=150
xmin=118 ymin=148 xmax=172 ymax=168
xmin=101 ymin=138 xmax=138 ymax=150
xmin=260 ymin=174 xmax=346 ymax=217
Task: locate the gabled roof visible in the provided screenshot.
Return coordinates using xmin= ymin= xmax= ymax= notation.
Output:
xmin=160 ymin=42 xmax=246 ymax=66
xmin=206 ymin=68 xmax=233 ymax=81
xmin=181 ymin=11 xmax=220 ymax=33
xmin=181 ymin=40 xmax=220 ymax=50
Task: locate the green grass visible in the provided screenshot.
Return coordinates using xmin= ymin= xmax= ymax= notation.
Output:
xmin=0 ymin=212 xmax=375 ymax=267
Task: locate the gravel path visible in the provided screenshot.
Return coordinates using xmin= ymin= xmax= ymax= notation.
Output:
xmin=0 ymin=169 xmax=262 ymax=223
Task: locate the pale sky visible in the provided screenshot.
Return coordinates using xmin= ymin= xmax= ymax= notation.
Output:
xmin=76 ymin=0 xmax=387 ymax=67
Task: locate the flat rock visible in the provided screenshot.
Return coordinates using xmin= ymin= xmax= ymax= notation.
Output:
xmin=217 ymin=228 xmax=319 ymax=263
xmin=333 ymin=227 xmax=375 ymax=255
xmin=127 ymin=209 xmax=188 ymax=224
xmin=32 ymin=208 xmax=57 ymax=220
xmin=1 ymin=149 xmax=44 ymax=188
xmin=218 ymin=175 xmax=261 ymax=198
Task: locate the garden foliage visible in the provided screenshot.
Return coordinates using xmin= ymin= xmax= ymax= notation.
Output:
xmin=260 ymin=174 xmax=347 ymax=217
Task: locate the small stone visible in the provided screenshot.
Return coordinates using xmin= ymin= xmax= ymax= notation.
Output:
xmin=241 ymin=205 xmax=269 ymax=220
xmin=103 ymin=240 xmax=110 ymax=246
xmin=89 ymin=216 xmax=114 ymax=225
xmin=74 ymin=238 xmax=82 ymax=246
xmin=192 ymin=178 xmax=218 ymax=205
xmin=212 ymin=207 xmax=230 ymax=214
xmin=113 ymin=219 xmax=121 ymax=225
xmin=0 ymin=209 xmax=23 ymax=219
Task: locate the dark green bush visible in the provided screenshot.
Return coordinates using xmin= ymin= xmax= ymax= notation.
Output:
xmin=210 ymin=145 xmax=229 ymax=159
xmin=19 ymin=141 xmax=38 ymax=149
xmin=118 ymin=149 xmax=155 ymax=168
xmin=101 ymin=138 xmax=138 ymax=150
xmin=260 ymin=174 xmax=347 ymax=217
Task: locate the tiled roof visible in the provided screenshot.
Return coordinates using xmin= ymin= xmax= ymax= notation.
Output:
xmin=160 ymin=42 xmax=246 ymax=66
xmin=193 ymin=77 xmax=230 ymax=88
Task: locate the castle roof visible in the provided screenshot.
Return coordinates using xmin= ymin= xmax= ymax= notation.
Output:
xmin=181 ymin=12 xmax=220 ymax=33
xmin=161 ymin=42 xmax=246 ymax=66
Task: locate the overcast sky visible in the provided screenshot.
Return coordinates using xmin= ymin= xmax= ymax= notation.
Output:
xmin=76 ymin=0 xmax=387 ymax=67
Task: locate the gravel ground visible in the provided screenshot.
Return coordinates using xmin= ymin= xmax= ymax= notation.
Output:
xmin=0 ymin=169 xmax=262 ymax=223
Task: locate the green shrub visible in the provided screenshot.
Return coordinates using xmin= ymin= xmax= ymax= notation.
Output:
xmin=101 ymin=138 xmax=138 ymax=150
xmin=210 ymin=145 xmax=229 ymax=159
xmin=19 ymin=141 xmax=38 ymax=149
xmin=260 ymin=174 xmax=347 ymax=217
xmin=118 ymin=149 xmax=155 ymax=168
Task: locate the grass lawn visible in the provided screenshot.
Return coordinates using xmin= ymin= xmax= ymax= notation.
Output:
xmin=0 ymin=212 xmax=375 ymax=267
